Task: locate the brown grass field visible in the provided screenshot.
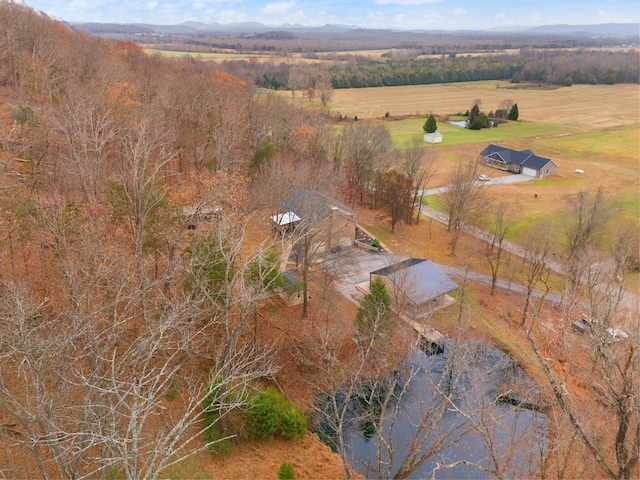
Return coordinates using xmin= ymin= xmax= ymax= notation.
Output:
xmin=329 ymin=81 xmax=640 ymax=128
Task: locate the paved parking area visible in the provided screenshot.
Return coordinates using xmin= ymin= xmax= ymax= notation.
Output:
xmin=319 ymin=247 xmax=402 ymax=305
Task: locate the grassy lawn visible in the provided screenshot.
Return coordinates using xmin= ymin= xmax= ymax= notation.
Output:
xmin=530 ymin=124 xmax=640 ymax=162
xmin=389 ymin=118 xmax=578 ymax=149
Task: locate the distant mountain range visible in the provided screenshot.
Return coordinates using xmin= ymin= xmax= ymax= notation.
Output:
xmin=69 ymin=21 xmax=639 ymax=38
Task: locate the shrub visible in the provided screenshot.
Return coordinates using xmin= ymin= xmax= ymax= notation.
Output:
xmin=278 ymin=462 xmax=295 ymax=480
xmin=250 ymin=388 xmax=307 ymax=440
xmin=281 ymin=407 xmax=307 ymax=439
xmin=250 ymin=389 xmax=283 ymax=439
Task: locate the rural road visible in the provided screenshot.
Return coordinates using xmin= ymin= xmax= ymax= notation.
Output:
xmin=419 ymin=174 xmax=534 ymax=196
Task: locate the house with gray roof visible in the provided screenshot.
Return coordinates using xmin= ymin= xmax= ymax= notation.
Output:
xmin=276 ymin=189 xmax=357 ymax=253
xmin=479 ymin=144 xmax=558 ymax=178
xmin=371 ymin=258 xmax=458 ymax=319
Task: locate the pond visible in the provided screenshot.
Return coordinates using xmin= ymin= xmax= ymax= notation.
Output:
xmin=313 ymin=340 xmax=549 ymax=479
xmin=449 ymin=120 xmax=468 ymax=128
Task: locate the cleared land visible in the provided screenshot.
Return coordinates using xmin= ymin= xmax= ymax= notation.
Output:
xmin=330 ymin=81 xmax=640 ymax=129
xmin=329 ymin=81 xmax=639 ymax=227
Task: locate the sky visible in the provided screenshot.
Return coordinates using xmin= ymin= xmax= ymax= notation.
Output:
xmin=20 ymin=0 xmax=640 ymax=31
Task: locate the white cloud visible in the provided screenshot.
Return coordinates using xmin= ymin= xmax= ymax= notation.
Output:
xmin=597 ymin=9 xmax=618 ymax=17
xmin=261 ymin=1 xmax=296 ymax=14
xmin=454 ymin=7 xmax=467 ymax=15
xmin=218 ymin=9 xmax=246 ymax=23
xmin=146 ymin=1 xmax=158 ymax=9
xmin=375 ymin=0 xmax=441 ymax=5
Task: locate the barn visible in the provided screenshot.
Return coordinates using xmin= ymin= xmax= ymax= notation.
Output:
xmin=479 ymin=144 xmax=558 ymax=178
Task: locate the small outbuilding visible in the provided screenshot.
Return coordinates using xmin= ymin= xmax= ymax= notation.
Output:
xmin=424 ymin=132 xmax=443 ymax=143
xmin=370 ymin=258 xmax=457 ymax=319
xmin=279 ymin=272 xmax=304 ymax=307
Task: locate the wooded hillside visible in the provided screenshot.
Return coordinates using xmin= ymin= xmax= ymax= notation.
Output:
xmin=0 ymin=3 xmax=353 ymax=478
xmin=0 ymin=3 xmax=637 ymax=480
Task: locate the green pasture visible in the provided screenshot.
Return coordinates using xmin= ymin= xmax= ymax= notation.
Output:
xmin=529 ymin=124 xmax=639 ymax=163
xmin=388 ymin=117 xmax=578 ymax=149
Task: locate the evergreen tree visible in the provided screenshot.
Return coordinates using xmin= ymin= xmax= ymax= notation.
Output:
xmin=423 ymin=114 xmax=437 ymax=134
xmin=356 ymin=277 xmax=392 ymax=342
xmin=508 ymin=103 xmax=519 ymax=121
xmin=468 ymin=104 xmax=480 ymax=123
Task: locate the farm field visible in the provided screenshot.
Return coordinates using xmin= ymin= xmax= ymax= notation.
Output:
xmin=329 ymin=81 xmax=640 ymax=129
xmin=145 ymin=48 xmax=265 ymax=60
xmin=328 ymin=81 xmax=640 ymax=253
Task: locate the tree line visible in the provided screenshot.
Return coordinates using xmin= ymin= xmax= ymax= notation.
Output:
xmin=219 ymin=48 xmax=639 ymax=91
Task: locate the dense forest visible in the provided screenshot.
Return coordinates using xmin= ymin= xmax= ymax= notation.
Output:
xmin=222 ymin=48 xmax=640 ymax=90
xmin=0 ymin=3 xmax=349 ymax=478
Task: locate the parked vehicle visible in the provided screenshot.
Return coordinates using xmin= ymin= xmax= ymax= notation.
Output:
xmin=479 ymin=175 xmax=491 ymax=181
xmin=571 ymin=317 xmax=590 ymax=333
xmin=571 ymin=314 xmax=628 ymax=343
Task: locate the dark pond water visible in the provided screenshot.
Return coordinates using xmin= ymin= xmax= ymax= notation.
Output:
xmin=314 ymin=340 xmax=549 ymax=479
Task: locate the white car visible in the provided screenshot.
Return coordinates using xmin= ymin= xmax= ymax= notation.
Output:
xmin=479 ymin=175 xmax=491 ymax=182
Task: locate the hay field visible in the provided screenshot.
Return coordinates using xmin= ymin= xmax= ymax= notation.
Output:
xmin=145 ymin=49 xmax=265 ymax=60
xmin=330 ymin=81 xmax=640 ymax=130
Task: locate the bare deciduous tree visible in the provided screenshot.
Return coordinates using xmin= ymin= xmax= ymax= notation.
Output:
xmin=520 ymin=220 xmax=554 ymax=327
xmin=563 ymin=188 xmax=611 ymax=286
xmin=52 ymin=91 xmax=115 ymax=203
xmin=333 ymin=124 xmax=392 ymax=207
xmin=402 ymin=140 xmax=439 ymax=225
xmin=317 ymin=78 xmax=334 ymax=108
xmin=486 ymin=203 xmax=509 ymax=295
xmin=440 ymin=158 xmax=487 ymax=255
xmin=312 ymin=338 xmax=547 ymax=480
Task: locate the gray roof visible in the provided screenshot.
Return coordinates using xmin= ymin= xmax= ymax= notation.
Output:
xmin=371 ymin=258 xmax=458 ymax=304
xmin=280 ymin=189 xmax=355 ymax=223
xmin=481 ymin=144 xmax=556 ymax=171
xmin=281 ymin=272 xmax=302 ymax=293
